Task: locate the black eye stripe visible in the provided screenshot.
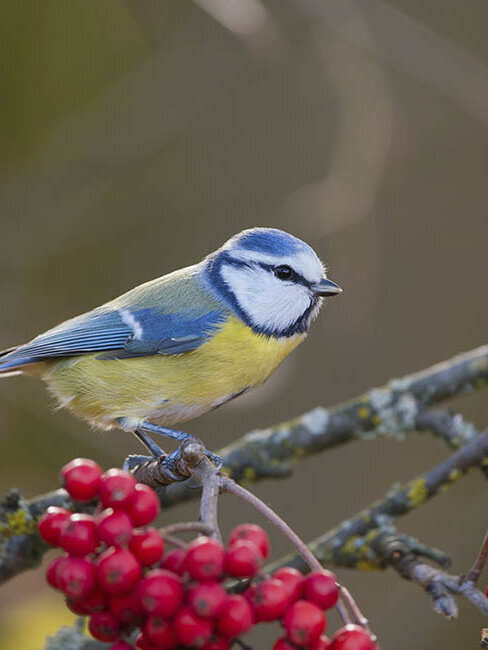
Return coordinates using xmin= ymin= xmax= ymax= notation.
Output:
xmin=220 ymin=254 xmax=311 ymax=287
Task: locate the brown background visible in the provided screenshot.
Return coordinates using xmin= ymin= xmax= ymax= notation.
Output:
xmin=1 ymin=1 xmax=488 ymax=648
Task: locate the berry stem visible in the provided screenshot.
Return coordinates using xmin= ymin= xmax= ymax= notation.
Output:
xmin=335 ymin=599 xmax=352 ymax=626
xmin=219 ymin=476 xmax=322 ymax=572
xmin=463 ymin=522 xmax=488 ymax=585
xmin=339 ymin=585 xmax=371 ymax=631
xmin=162 ymin=533 xmax=188 ymax=549
xmin=159 ymin=521 xmax=215 ymax=537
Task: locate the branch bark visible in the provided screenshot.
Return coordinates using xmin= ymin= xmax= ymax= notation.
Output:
xmin=268 ymin=428 xmax=488 ymax=575
xmin=163 ymin=345 xmax=487 ymax=506
xmin=1 ymin=344 xmax=488 ymax=605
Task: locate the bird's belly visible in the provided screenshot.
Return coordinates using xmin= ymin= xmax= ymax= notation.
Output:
xmin=43 ymin=317 xmax=305 ymax=429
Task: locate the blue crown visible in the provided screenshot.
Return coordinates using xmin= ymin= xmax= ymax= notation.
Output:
xmin=233 ymin=228 xmax=310 ymax=257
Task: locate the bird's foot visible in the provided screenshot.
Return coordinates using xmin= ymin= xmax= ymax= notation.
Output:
xmin=162 ymin=446 xmax=223 ymax=483
xmin=122 ymin=454 xmax=154 ymax=472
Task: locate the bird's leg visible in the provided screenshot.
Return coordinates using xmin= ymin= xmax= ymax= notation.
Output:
xmin=118 ymin=425 xmax=165 ymax=472
xmin=133 ymin=430 xmax=166 ymax=457
xmin=118 ymin=418 xmax=223 ymax=478
xmin=121 ymin=431 xmax=162 ymax=472
xmin=137 ymin=421 xmax=223 ymax=472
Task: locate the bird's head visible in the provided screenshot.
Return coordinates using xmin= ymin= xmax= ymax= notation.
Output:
xmin=203 ymin=228 xmax=342 ymax=337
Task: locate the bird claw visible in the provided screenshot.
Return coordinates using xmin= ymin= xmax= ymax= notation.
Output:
xmin=123 ymin=454 xmax=154 ymax=472
xmin=161 ymin=447 xmax=223 ymax=483
xmin=204 ymin=449 xmax=223 ymax=472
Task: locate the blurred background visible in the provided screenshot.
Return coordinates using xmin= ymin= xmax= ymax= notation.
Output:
xmin=1 ymin=1 xmax=488 ymax=648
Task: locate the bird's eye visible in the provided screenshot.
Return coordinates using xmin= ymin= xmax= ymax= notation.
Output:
xmin=274 ymin=265 xmax=294 ymax=281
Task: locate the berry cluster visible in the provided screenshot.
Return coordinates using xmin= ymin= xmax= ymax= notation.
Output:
xmin=39 ymin=458 xmax=376 ymax=650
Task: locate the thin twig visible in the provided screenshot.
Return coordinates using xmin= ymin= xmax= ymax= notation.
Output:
xmin=335 ymin=599 xmax=352 ymax=626
xmin=219 ymin=475 xmax=322 ymax=572
xmin=339 ymin=585 xmax=371 ymax=630
xmin=463 ymin=525 xmax=488 ymax=586
xmin=161 ymin=533 xmax=188 ymax=549
xmin=159 ymin=522 xmax=215 ymax=537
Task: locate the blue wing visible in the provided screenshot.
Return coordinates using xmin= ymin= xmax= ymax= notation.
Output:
xmin=0 ymin=307 xmax=226 ymax=371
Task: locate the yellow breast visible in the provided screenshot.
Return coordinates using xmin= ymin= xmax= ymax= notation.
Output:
xmin=43 ymin=316 xmax=306 ymax=428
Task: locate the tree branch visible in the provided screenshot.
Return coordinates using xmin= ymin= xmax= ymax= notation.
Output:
xmin=374 ymin=532 xmax=488 ymax=619
xmin=163 ymin=345 xmax=487 ymax=505
xmin=268 ymin=428 xmax=488 ymax=575
xmin=2 ymin=344 xmax=488 ymax=595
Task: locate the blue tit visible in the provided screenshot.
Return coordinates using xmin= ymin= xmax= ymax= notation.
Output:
xmin=0 ymin=228 xmax=341 ymax=468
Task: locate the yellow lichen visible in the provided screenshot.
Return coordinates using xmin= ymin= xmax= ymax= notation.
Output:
xmin=342 ymin=536 xmax=361 ymax=555
xmin=407 ymin=479 xmax=428 ymax=506
xmin=0 ymin=510 xmax=36 ymax=538
xmin=448 ymin=469 xmax=462 ymax=482
xmin=357 ymin=560 xmax=382 ymax=571
xmin=358 ymin=406 xmax=371 ymax=420
xmin=242 ymin=467 xmax=257 ymax=483
xmin=364 ymin=528 xmax=381 ymax=543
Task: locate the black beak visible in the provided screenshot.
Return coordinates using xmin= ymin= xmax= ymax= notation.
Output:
xmin=311 ymin=278 xmax=343 ymax=297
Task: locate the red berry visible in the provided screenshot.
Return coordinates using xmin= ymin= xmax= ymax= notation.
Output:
xmin=311 ymin=635 xmax=333 ymax=649
xmin=248 ymin=578 xmax=291 ymax=621
xmin=66 ymin=598 xmax=90 ymax=615
xmin=303 ymin=570 xmax=339 ymax=610
xmin=88 ymin=611 xmax=121 ymax=642
xmin=58 ymin=556 xmax=97 ymax=599
xmin=81 ymin=585 xmax=109 ymax=613
xmin=174 ymin=606 xmax=213 ymax=648
xmin=96 ymin=508 xmax=133 ymax=547
xmin=202 ymin=638 xmax=232 ymax=650
xmin=284 ymin=600 xmax=326 ymax=646
xmin=59 ymin=513 xmax=98 ymax=555
xmin=224 ymin=540 xmax=262 ymax=578
xmin=127 ymin=483 xmax=160 ymax=526
xmin=134 ymin=633 xmax=146 ymax=649
xmin=216 ymin=595 xmax=254 ymax=638
xmin=229 ymin=523 xmax=270 ymax=559
xmin=38 ymin=506 xmax=71 ymax=546
xmin=46 ymin=555 xmax=68 ymax=589
xmin=161 ymin=548 xmax=186 ymax=575
xmin=110 ymin=642 xmax=134 ymax=650
xmin=135 ymin=632 xmax=160 ymax=650
xmin=185 ymin=536 xmax=225 ymax=580
xmin=272 ymin=638 xmax=297 ymax=650
xmin=331 ymin=625 xmax=377 ymax=650
xmin=273 ymin=567 xmax=304 ymax=602
xmin=61 ymin=458 xmax=102 ymax=502
xmin=188 ymin=582 xmax=227 ymax=619
xmin=130 ymin=528 xmax=164 ymax=566
xmin=99 ymin=469 xmax=137 ymax=509
xmin=110 ymin=588 xmax=144 ymax=624
xmin=97 ymin=547 xmax=142 ymax=594
xmin=139 ymin=568 xmax=184 ymax=617
xmin=142 ymin=616 xmax=178 ymax=648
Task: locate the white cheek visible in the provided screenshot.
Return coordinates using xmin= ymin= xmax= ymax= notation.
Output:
xmin=221 ymin=266 xmax=312 ymax=332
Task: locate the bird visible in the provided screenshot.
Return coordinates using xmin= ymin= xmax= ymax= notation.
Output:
xmin=0 ymin=227 xmax=342 ymax=473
